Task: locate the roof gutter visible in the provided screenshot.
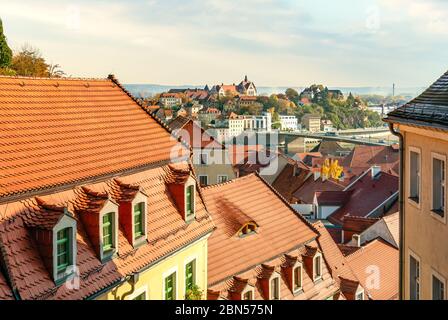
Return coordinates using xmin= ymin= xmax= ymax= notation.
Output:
xmin=387 ymin=122 xmax=404 ymax=300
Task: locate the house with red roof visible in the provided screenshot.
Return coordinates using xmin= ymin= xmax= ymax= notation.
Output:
xmin=203 ymin=174 xmax=341 ymax=300
xmin=0 ymin=75 xmax=214 ymax=300
xmin=168 ymin=115 xmax=236 ymax=186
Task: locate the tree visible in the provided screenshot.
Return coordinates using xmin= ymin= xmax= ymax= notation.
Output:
xmin=285 ymin=88 xmax=299 ymax=103
xmin=11 ymin=45 xmax=49 ymax=77
xmin=185 ymin=285 xmax=203 ymax=300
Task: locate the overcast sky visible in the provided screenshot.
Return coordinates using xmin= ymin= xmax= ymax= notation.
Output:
xmin=0 ymin=0 xmax=447 ymax=87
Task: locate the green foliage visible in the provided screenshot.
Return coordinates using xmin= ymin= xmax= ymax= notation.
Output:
xmin=0 ymin=18 xmax=13 ymax=68
xmin=285 ymin=88 xmax=299 ymax=103
xmin=11 ymin=45 xmax=50 ymax=77
xmin=185 ymin=285 xmax=203 ymax=300
xmin=294 ymin=88 xmax=383 ymax=130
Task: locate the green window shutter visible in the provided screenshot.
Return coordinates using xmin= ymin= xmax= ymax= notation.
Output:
xmin=56 ymin=228 xmax=70 ymax=272
xmin=133 ymin=292 xmax=146 ymax=300
xmin=165 ymin=273 xmax=175 ymax=300
xmin=186 ymin=186 xmax=194 ymax=217
xmin=185 ymin=260 xmax=195 ymax=291
xmin=134 ymin=203 xmax=144 ymax=239
xmin=102 ymin=212 xmax=114 ymax=252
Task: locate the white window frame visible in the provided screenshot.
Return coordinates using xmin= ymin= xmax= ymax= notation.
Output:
xmin=127 ymin=285 xmax=149 ymax=300
xmin=355 ymin=288 xmax=365 ymax=300
xmin=241 ymin=286 xmax=255 ymax=300
xmin=200 ymin=153 xmax=208 ymax=166
xmin=162 ymin=266 xmax=179 ymax=301
xmin=431 ymin=269 xmax=446 ymax=300
xmin=131 ymin=193 xmax=148 ymax=246
xmin=408 ymin=146 xmax=422 ymax=209
xmin=408 ymin=249 xmax=421 ymax=300
xmin=184 ymin=255 xmax=198 ymax=297
xmin=99 ymin=200 xmax=119 ymax=261
xmin=313 ymin=253 xmax=323 ymax=281
xmin=198 ymin=175 xmax=208 ymax=186
xmin=269 ymin=274 xmax=281 ymax=300
xmin=217 ymin=175 xmax=228 ymax=184
xmin=430 ymin=152 xmax=447 ymax=224
xmin=292 ymin=263 xmax=303 ymax=294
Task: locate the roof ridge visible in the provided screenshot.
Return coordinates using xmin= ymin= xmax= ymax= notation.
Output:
xmin=0 ymin=75 xmax=109 ymax=81
xmin=254 ymin=172 xmax=320 ymax=236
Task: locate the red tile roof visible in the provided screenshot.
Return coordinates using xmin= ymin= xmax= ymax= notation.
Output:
xmin=202 ymin=174 xmax=319 ymax=286
xmin=271 ymin=162 xmax=311 ymax=203
xmin=328 ymin=171 xmax=399 ymax=225
xmin=0 ymin=271 xmax=13 ymax=300
xmin=168 ymin=116 xmax=223 ymax=150
xmin=345 ymin=239 xmax=399 ymax=300
xmin=343 ymin=145 xmax=399 ymax=176
xmin=0 ymin=162 xmax=214 ymax=300
xmin=315 ymin=191 xmax=353 ymax=206
xmin=0 ymin=75 xmax=185 ymax=200
xmin=0 ymin=75 xmax=213 ymax=300
xmin=293 ymin=178 xmax=345 ymax=204
xmin=313 ymin=221 xmax=362 ymax=299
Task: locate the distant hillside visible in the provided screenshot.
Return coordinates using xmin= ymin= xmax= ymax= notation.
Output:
xmin=124 ymin=84 xmax=424 ymax=98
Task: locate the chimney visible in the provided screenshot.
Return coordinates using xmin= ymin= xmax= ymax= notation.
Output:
xmin=352 ymin=234 xmax=361 ymax=247
xmin=371 ymin=165 xmax=381 ymax=179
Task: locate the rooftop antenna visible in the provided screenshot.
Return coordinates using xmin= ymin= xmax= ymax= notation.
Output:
xmin=392 ymin=83 xmax=395 ymax=99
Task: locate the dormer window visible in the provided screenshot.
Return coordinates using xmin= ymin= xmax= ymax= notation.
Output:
xmin=134 ymin=202 xmax=144 ymax=240
xmin=270 ymin=276 xmax=280 ymax=300
xmin=293 ymin=264 xmax=303 ymax=292
xmin=238 ymin=222 xmax=257 ymax=237
xmin=314 ymin=254 xmax=322 ymax=281
xmin=242 ymin=289 xmax=254 ymax=300
xmin=56 ymin=228 xmax=71 ymax=273
xmin=102 ymin=212 xmax=114 ymax=253
xmin=186 ymin=185 xmax=195 ymax=221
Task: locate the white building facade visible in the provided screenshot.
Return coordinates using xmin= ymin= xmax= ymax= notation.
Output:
xmin=279 ymin=115 xmax=298 ymax=131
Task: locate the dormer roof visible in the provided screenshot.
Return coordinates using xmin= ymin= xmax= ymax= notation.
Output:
xmin=23 ymin=198 xmax=73 ymax=230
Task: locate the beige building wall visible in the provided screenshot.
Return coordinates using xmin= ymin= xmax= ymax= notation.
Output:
xmin=193 ymin=148 xmax=236 ymax=185
xmin=400 ymin=124 xmax=448 ymax=300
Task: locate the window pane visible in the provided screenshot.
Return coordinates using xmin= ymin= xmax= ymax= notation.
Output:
xmin=56 ymin=228 xmax=70 ymax=272
xmin=165 ymin=273 xmax=176 ymax=300
xmin=133 ymin=292 xmax=146 ymax=300
xmin=294 ymin=266 xmax=302 ymax=290
xmin=433 ymin=158 xmax=445 ymax=215
xmin=103 ymin=212 xmax=113 ymax=251
xmin=185 ymin=260 xmax=195 ymax=291
xmin=134 ymin=203 xmax=144 ymax=239
xmin=410 ymin=256 xmax=420 ymax=300
xmin=243 ymin=290 xmax=252 ymax=300
xmin=410 ymin=152 xmax=420 ymax=202
xmin=186 ymin=186 xmax=194 ymax=216
xmin=433 ymin=276 xmax=445 ymax=300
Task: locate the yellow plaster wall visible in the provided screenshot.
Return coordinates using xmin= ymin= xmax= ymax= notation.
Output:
xmin=97 ymin=236 xmax=209 ymax=300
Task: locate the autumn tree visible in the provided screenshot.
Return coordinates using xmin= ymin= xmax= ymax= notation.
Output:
xmin=11 ymin=45 xmax=50 ymax=77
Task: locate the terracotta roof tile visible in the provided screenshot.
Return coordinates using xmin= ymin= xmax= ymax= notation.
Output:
xmin=345 ymin=239 xmax=399 ymax=300
xmin=0 ymin=162 xmax=214 ymax=300
xmin=0 ymin=270 xmax=13 ymax=300
xmin=0 ymin=75 xmax=185 ymax=200
xmin=203 ymin=174 xmax=318 ymax=286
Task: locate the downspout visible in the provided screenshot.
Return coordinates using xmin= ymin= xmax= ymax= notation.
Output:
xmin=388 ymin=122 xmax=404 ymax=300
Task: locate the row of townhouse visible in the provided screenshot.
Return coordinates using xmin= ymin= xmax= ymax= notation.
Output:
xmin=0 ymin=74 xmax=371 ymax=301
